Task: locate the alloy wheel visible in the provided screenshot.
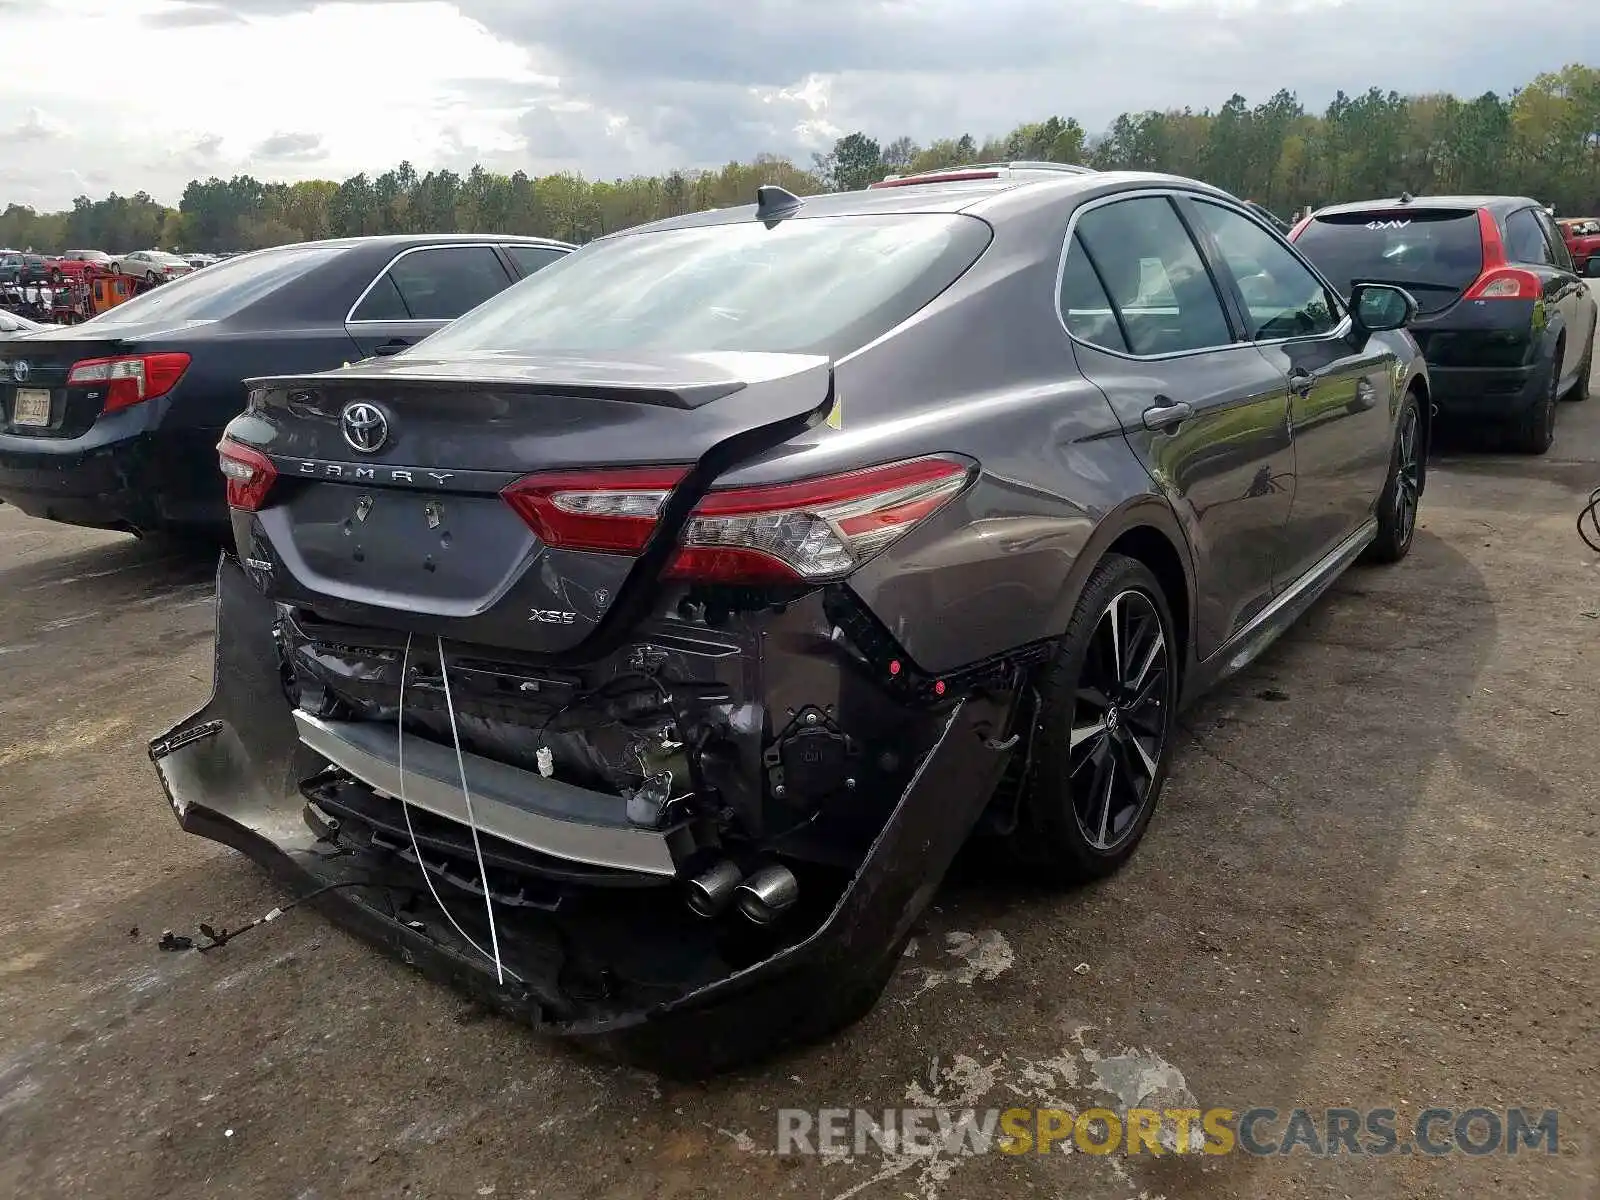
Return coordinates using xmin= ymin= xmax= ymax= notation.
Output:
xmin=1393 ymin=404 xmax=1421 ymax=547
xmin=1068 ymin=589 xmax=1172 ymax=851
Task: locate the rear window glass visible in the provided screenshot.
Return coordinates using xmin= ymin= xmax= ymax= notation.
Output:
xmin=415 ymin=214 xmax=994 ymax=360
xmin=1294 ymin=210 xmax=1483 ymax=304
xmin=79 ymin=244 xmax=339 ymax=327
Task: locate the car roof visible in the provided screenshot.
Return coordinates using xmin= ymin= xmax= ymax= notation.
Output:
xmin=595 ymin=169 xmax=1234 ymax=241
xmin=1311 ymin=195 xmax=1542 ymax=218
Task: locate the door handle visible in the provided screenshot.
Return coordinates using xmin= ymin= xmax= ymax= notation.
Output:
xmin=1141 ymin=399 xmax=1193 ymax=431
xmin=372 ymin=339 xmax=412 ymax=357
xmin=1288 ymin=370 xmax=1314 ymax=397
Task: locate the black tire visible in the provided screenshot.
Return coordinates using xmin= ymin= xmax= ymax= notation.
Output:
xmin=1005 ymin=553 xmax=1179 ymax=884
xmin=1563 ymin=340 xmax=1592 ymax=403
xmin=48 ymin=268 xmax=62 ymax=285
xmin=146 ymin=271 xmax=160 ymax=285
xmin=108 ymin=261 xmax=121 ymax=274
xmin=1508 ymin=345 xmax=1561 ymax=455
xmin=1365 ymin=389 xmax=1422 ymax=564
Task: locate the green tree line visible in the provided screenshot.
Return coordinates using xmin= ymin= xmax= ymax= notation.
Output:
xmin=2 ymin=64 xmax=1595 ymax=254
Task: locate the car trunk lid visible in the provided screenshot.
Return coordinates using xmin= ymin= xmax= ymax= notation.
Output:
xmin=0 ymin=332 xmax=138 ymax=438
xmin=230 ymin=350 xmax=834 ymax=655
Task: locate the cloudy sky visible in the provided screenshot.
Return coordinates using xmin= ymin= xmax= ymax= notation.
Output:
xmin=1 ymin=0 xmax=1595 ymax=211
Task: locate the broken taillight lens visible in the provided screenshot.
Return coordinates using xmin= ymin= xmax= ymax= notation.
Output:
xmin=217 ymin=437 xmax=278 ymax=511
xmin=501 ymin=457 xmax=973 ymax=584
xmin=67 ymin=352 xmax=191 ymax=414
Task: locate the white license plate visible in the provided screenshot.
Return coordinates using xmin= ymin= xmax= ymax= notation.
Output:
xmin=12 ymin=388 xmax=50 ymax=426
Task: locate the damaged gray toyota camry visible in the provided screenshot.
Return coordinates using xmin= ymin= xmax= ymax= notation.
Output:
xmin=149 ymin=164 xmax=1430 ymax=1075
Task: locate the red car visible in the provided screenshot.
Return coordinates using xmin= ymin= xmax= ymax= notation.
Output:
xmin=44 ymin=250 xmax=111 ymax=284
xmin=1558 ymin=218 xmax=1600 ymax=274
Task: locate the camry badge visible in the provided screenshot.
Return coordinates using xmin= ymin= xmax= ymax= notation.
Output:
xmin=340 ymin=401 xmax=388 ymax=454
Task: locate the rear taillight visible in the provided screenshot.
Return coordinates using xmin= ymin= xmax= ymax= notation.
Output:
xmin=217 ymin=437 xmax=277 ymax=511
xmin=67 ymin=352 xmax=190 ymax=414
xmin=501 ymin=467 xmax=691 ymax=554
xmin=1287 ymin=215 xmax=1311 ymax=241
xmin=500 ymin=457 xmax=973 ymax=584
xmin=668 ymin=458 xmax=972 ymax=583
xmin=1463 ymin=269 xmax=1541 ymax=300
xmin=1462 ymin=208 xmax=1541 ymax=301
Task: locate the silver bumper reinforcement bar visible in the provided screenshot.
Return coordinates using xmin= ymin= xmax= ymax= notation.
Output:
xmin=292 ymin=709 xmax=686 ymax=877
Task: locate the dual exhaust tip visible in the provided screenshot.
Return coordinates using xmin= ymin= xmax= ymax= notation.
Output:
xmin=686 ymin=860 xmax=798 ymax=925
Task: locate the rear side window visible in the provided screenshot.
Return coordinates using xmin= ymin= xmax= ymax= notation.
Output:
xmin=352 ymin=245 xmax=513 ymax=321
xmin=351 ymin=273 xmax=409 ymax=322
xmin=80 ymin=243 xmax=341 ymax=328
xmin=1505 ymin=210 xmax=1553 ymax=266
xmin=1293 ymin=210 xmax=1483 ymax=308
xmin=1058 ymin=236 xmax=1127 ymax=352
xmin=415 ymin=214 xmax=994 ymax=359
xmin=1070 ymin=196 xmax=1233 ymax=356
xmin=505 ymin=245 xmax=567 ymax=276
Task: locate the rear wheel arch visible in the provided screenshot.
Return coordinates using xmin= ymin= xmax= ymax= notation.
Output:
xmin=1052 ymin=501 xmax=1195 ymax=675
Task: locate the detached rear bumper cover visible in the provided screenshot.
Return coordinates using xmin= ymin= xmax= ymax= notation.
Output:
xmin=149 ymin=556 xmax=1014 ymax=1073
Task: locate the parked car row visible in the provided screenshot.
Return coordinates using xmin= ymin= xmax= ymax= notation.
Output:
xmin=4 ymin=166 xmax=1593 ymax=1074
xmin=0 ymin=247 xmax=202 ymax=286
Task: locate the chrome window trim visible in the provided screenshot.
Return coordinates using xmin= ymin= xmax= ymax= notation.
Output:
xmin=1054 ymin=187 xmax=1355 ymax=362
xmin=344 ymin=241 xmax=513 ymax=326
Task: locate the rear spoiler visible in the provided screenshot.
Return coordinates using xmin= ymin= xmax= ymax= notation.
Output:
xmin=244 ymin=350 xmax=834 ymax=413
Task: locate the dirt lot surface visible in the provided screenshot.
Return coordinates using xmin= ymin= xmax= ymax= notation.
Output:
xmin=2 ymin=352 xmax=1597 ymax=1199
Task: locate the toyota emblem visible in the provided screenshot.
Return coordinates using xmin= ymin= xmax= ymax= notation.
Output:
xmin=11 ymin=360 xmax=28 ymax=383
xmin=340 ymin=401 xmax=388 ymax=454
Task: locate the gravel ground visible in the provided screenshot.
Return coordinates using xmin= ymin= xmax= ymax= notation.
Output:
xmin=1 ymin=343 xmax=1596 ymax=1199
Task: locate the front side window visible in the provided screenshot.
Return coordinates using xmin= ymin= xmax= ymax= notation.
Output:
xmin=353 ymin=246 xmax=512 ymax=321
xmin=1070 ymin=196 xmax=1233 ymax=356
xmin=1190 ymin=200 xmax=1341 ymax=340
xmin=416 ymin=214 xmax=993 ymax=360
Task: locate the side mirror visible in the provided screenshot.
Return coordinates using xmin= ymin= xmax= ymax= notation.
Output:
xmin=1350 ymin=282 xmax=1417 ymax=333
xmin=1583 ymin=258 xmax=1600 ymax=279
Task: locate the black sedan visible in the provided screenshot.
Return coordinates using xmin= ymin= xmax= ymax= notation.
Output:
xmin=0 ymin=234 xmax=572 ymax=535
xmin=1291 ymin=194 xmax=1598 ymax=453
xmin=153 ymin=168 xmax=1429 ymax=1073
